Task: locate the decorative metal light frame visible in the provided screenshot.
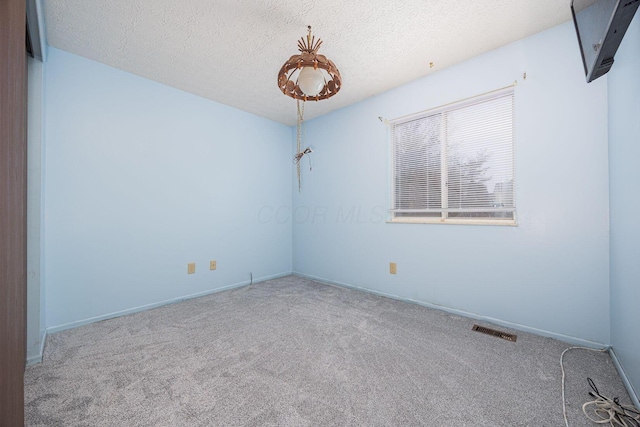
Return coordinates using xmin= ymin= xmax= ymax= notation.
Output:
xmin=277 ymin=26 xmax=341 ymax=101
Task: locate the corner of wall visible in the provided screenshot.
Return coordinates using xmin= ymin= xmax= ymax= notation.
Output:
xmin=607 ymin=10 xmax=640 ymax=407
xmin=26 ymin=330 xmax=47 ymax=366
xmin=35 ymin=0 xmax=48 ymax=61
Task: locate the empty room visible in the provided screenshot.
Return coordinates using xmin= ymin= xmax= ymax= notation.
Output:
xmin=2 ymin=0 xmax=639 ymax=425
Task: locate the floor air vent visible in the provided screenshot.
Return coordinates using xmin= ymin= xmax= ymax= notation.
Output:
xmin=472 ymin=325 xmax=517 ymax=342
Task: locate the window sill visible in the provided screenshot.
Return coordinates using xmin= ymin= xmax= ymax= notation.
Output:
xmin=387 ymin=217 xmax=518 ymax=226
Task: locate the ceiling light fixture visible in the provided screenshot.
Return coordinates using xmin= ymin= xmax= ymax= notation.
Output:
xmin=277 ymin=26 xmax=341 ymax=101
xmin=278 ymin=26 xmax=341 ymax=192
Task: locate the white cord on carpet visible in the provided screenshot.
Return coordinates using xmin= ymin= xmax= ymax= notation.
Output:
xmin=561 ymin=346 xmax=640 ymax=427
xmin=561 ymin=346 xmax=608 ymax=427
xmin=582 ymin=385 xmax=640 ymax=426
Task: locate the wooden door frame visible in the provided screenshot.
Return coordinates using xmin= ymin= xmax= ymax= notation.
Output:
xmin=0 ymin=0 xmax=28 ymax=425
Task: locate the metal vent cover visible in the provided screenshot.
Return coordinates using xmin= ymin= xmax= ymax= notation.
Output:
xmin=472 ymin=325 xmax=517 ymax=342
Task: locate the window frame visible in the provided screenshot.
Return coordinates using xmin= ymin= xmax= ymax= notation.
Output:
xmin=388 ymin=86 xmax=516 ymax=226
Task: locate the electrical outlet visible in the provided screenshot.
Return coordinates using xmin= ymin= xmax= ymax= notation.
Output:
xmin=210 ymin=260 xmax=217 ymax=270
xmin=390 ymin=262 xmax=397 ymax=274
xmin=187 ymin=263 xmax=196 ymax=274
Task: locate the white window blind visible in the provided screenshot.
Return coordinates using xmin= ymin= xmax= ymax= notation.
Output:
xmin=391 ymin=88 xmax=515 ymax=223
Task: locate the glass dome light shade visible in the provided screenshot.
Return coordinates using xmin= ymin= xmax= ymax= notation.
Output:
xmin=298 ymin=67 xmax=325 ymax=96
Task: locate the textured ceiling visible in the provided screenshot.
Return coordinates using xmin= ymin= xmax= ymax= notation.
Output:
xmin=44 ymin=0 xmax=572 ymax=126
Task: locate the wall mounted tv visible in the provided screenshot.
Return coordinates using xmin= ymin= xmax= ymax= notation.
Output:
xmin=571 ymin=0 xmax=639 ymax=82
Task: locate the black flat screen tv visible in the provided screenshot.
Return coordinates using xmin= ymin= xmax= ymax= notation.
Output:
xmin=571 ymin=0 xmax=640 ymax=82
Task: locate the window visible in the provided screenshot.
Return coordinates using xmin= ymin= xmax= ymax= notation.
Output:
xmin=390 ymin=87 xmax=515 ymax=224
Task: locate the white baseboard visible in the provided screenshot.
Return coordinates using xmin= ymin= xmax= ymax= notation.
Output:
xmin=46 ymin=271 xmax=291 ymax=335
xmin=293 ymin=271 xmax=608 ymax=349
xmin=609 ymin=348 xmax=640 ymax=410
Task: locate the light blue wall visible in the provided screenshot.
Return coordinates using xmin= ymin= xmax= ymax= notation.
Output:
xmin=609 ymin=13 xmax=640 ymax=400
xmin=44 ymin=48 xmax=292 ymax=330
xmin=293 ymin=22 xmax=611 ymax=345
xmin=26 ymin=55 xmax=46 ymax=363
